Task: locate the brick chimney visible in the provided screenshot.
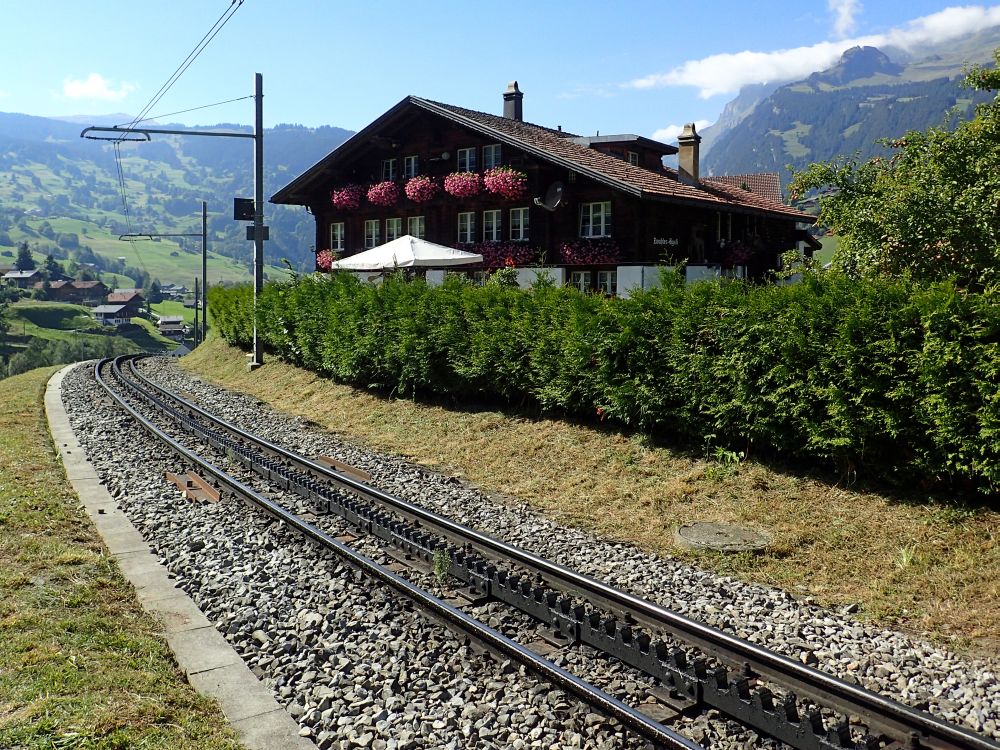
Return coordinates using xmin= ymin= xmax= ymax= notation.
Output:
xmin=677 ymin=122 xmax=701 ymax=185
xmin=503 ymin=81 xmax=523 ymax=121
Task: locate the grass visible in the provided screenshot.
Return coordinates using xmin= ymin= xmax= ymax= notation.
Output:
xmin=0 ymin=366 xmax=243 ymax=749
xmin=182 ymin=337 xmax=1000 ymax=660
xmin=2 ymin=300 xmax=175 ymax=354
xmin=151 ymin=300 xmax=213 ymax=328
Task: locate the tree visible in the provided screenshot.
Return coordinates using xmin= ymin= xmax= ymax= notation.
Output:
xmin=790 ymin=49 xmax=1000 ymax=286
xmin=44 ymin=254 xmax=64 ymax=279
xmin=14 ymin=242 xmax=35 ymax=271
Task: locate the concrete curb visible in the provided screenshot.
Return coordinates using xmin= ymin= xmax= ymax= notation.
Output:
xmin=45 ymin=363 xmax=314 ymax=750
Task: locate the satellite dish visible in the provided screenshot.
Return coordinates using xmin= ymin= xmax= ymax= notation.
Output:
xmin=533 ymin=181 xmax=564 ymax=211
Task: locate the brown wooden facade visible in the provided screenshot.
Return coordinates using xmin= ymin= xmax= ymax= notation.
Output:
xmin=272 ymin=90 xmax=813 ymax=287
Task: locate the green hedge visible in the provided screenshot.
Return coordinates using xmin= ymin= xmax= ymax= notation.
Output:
xmin=208 ymin=272 xmax=1000 ymax=493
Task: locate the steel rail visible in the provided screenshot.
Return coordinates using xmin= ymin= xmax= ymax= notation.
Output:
xmin=124 ymin=356 xmax=1000 ymax=750
xmin=95 ymin=356 xmax=698 ymax=750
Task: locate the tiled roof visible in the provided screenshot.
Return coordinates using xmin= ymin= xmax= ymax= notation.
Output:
xmin=107 ymin=291 xmax=141 ymax=303
xmin=93 ymin=304 xmax=128 ymax=314
xmin=3 ymin=269 xmax=41 ymax=278
xmin=710 ymin=173 xmax=783 ymax=205
xmin=415 ymin=99 xmax=811 ymax=220
xmin=271 ymin=95 xmax=813 ymax=222
xmin=74 ymin=280 xmax=106 ymax=289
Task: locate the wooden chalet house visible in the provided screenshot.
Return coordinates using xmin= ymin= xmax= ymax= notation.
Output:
xmin=271 ymin=83 xmax=814 ymax=294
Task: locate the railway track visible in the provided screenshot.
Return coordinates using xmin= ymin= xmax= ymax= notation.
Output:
xmin=94 ymin=354 xmax=999 ymax=750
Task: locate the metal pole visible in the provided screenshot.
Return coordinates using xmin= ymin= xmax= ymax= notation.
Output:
xmin=249 ymin=72 xmax=264 ymax=369
xmin=201 ymin=200 xmax=208 ymax=344
xmin=193 ymin=277 xmax=200 ymax=347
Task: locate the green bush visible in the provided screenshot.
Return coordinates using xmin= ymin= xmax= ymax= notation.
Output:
xmin=207 ymin=273 xmax=1000 ymax=494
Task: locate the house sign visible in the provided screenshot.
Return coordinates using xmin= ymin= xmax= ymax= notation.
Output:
xmin=653 ymin=237 xmax=679 ymax=246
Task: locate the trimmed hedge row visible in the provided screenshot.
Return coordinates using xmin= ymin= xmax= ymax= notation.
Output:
xmin=209 ymin=272 xmax=1000 ymax=493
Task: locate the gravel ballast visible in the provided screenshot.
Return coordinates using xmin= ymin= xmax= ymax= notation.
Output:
xmin=62 ymin=358 xmax=1000 ymax=746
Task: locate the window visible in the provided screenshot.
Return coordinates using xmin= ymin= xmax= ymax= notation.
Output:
xmin=329 ymin=222 xmax=345 ymax=251
xmin=364 ymin=219 xmax=380 ymax=248
xmin=381 ymin=158 xmax=397 ymax=181
xmin=483 ymin=144 xmax=502 ymax=169
xmin=386 ymin=217 xmax=402 ymax=242
xmin=457 ymin=147 xmax=477 ymax=173
xmin=408 ymin=215 xmax=425 ymax=239
xmin=579 ymin=201 xmax=612 ymax=238
xmin=403 ymin=155 xmax=419 ymax=178
xmin=627 ymin=151 xmax=639 ymax=166
xmin=597 ymin=270 xmax=617 ymax=296
xmin=510 ymin=207 xmax=529 ymax=241
xmin=471 ymin=270 xmax=488 ymax=286
xmin=483 ymin=209 xmax=501 ymax=242
xmin=569 ymin=270 xmax=592 ymax=293
xmin=457 ymin=211 xmax=476 ymax=244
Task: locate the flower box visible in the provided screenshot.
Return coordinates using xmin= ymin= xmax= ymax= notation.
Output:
xmin=557 ymin=239 xmax=622 ymax=265
xmin=471 ymin=241 xmax=538 ymax=268
xmin=330 ymin=184 xmax=363 ymax=211
xmin=482 ymin=166 xmax=528 ymax=200
xmin=367 ymin=181 xmax=400 ymax=208
xmin=443 ymin=171 xmax=482 ymax=198
xmin=404 ymin=175 xmax=439 ymax=204
xmin=315 ymin=249 xmax=334 ymax=272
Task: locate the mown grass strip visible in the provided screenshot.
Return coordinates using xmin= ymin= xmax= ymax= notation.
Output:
xmin=0 ymin=365 xmax=243 ymax=750
xmin=183 ymin=337 xmax=999 ymax=660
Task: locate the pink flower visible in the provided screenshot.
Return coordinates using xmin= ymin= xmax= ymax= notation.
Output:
xmin=404 ymin=175 xmax=439 ymax=204
xmin=443 ymin=171 xmax=482 ymax=198
xmin=558 ymin=239 xmax=622 ymax=265
xmin=469 ymin=241 xmax=537 ymax=268
xmin=330 ymin=184 xmax=363 ymax=211
xmin=483 ymin=166 xmax=528 ymax=200
xmin=367 ymin=181 xmax=400 ymax=207
xmin=315 ymin=249 xmax=334 ymax=272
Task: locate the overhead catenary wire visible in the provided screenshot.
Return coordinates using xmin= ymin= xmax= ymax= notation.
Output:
xmin=112 ymin=141 xmax=148 ymax=278
xmin=107 ymin=0 xmax=246 ymax=285
xmin=116 ymin=95 xmax=254 ymax=128
xmin=116 ymin=0 xmax=246 ymax=142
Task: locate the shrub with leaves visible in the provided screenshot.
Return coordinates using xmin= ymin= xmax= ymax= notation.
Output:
xmin=209 ymin=274 xmax=1000 ymax=494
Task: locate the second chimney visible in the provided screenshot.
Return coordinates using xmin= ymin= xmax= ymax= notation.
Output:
xmin=677 ymin=122 xmax=701 ymax=185
xmin=503 ymin=81 xmax=523 ymax=121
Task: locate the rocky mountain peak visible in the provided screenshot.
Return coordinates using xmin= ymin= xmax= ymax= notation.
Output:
xmin=809 ymin=46 xmax=903 ymax=86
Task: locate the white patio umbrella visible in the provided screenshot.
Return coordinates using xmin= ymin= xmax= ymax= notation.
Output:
xmin=330 ymin=235 xmax=483 ymax=270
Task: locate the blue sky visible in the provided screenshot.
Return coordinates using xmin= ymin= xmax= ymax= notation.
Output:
xmin=5 ymin=1 xmax=1000 ymax=142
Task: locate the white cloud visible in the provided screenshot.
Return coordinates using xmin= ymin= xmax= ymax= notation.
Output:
xmin=829 ymin=0 xmax=862 ymax=38
xmin=626 ymin=4 xmax=1000 ymax=98
xmin=63 ymin=73 xmax=137 ymax=102
xmin=652 ymin=119 xmax=712 ymax=143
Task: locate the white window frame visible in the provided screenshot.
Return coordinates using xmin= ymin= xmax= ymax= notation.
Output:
xmin=569 ymin=270 xmax=592 ymax=293
xmin=579 ymin=201 xmax=612 ymax=238
xmin=364 ymin=219 xmax=380 ymax=249
xmin=627 ymin=151 xmax=639 ymax=166
xmin=381 ymin=158 xmax=397 ymax=181
xmin=456 ymin=147 xmax=477 ymax=173
xmin=471 ymin=270 xmax=488 ymax=286
xmin=483 ymin=144 xmax=502 ymax=170
xmin=510 ymin=207 xmax=529 ymax=241
xmin=483 ymin=209 xmax=501 ymax=242
xmin=457 ymin=211 xmax=476 ymax=244
xmin=385 ymin=217 xmax=402 ymax=242
xmin=403 ymin=155 xmax=419 ymax=179
xmin=597 ymin=270 xmax=617 ymax=296
xmin=329 ymin=222 xmax=345 ymax=251
xmin=408 ymin=215 xmax=425 ymax=239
